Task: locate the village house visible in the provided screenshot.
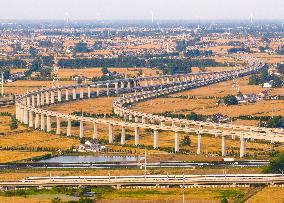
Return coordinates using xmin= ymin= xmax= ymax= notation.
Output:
xmin=77 ymin=139 xmax=106 ymax=152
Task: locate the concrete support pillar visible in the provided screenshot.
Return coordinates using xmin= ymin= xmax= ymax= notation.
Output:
xmin=46 ymin=116 xmax=51 ymax=132
xmin=106 ymin=83 xmax=109 ymax=96
xmin=35 ymin=114 xmax=39 ymax=129
xmin=40 ymin=114 xmax=45 ymax=131
xmin=197 ymin=133 xmax=202 ymax=155
xmin=135 ymin=117 xmax=139 ymax=123
xmin=79 ymin=121 xmax=84 ymax=138
xmin=37 ymin=94 xmax=40 ymax=107
xmin=127 ymin=81 xmax=131 ymax=89
xmin=21 ymin=108 xmax=24 ymax=123
xmin=240 ymin=136 xmax=246 ymax=158
xmin=41 ymin=93 xmax=45 ymax=105
xmin=65 ymin=89 xmax=69 ymax=101
xmin=31 ymin=95 xmax=35 ymax=107
xmin=231 ymin=134 xmax=236 ymax=140
xmin=175 ymin=131 xmax=179 ymax=152
xmin=26 ymin=97 xmax=31 ymax=107
xmin=87 ymin=86 xmax=91 ymax=98
xmin=23 ymin=108 xmax=28 ymax=124
xmin=144 ymin=80 xmax=148 ymax=87
xmin=15 ymin=105 xmax=19 ymax=120
xmin=120 ymin=82 xmax=124 ymax=89
xmin=222 ymin=135 xmax=226 ymax=156
xmin=67 ymin=119 xmax=72 ymax=136
xmin=135 ymin=127 xmax=139 ymax=146
xmin=45 ymin=92 xmax=50 ymax=105
xmin=56 ymin=117 xmax=61 ymax=135
xmin=154 ymin=130 xmax=158 ymax=149
xmin=129 ymin=114 xmax=133 ymax=121
xmin=58 ymin=90 xmax=62 ymax=102
xmin=97 ymin=86 xmax=100 ymax=96
xmin=115 ymin=83 xmax=119 ymax=94
xmin=108 ymin=124 xmax=113 ymax=144
xmin=50 ymin=91 xmax=55 ymax=104
xmin=28 ymin=111 xmax=33 ymax=127
xmin=72 ymin=88 xmax=76 ymax=100
xmin=93 ymin=123 xmax=98 ymax=139
xmin=142 ymin=117 xmax=146 ymax=124
xmin=80 ymin=87 xmax=84 ymax=99
xmin=121 ymin=126 xmax=126 ymax=145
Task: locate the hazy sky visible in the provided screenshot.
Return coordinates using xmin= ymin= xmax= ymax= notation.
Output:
xmin=0 ymin=0 xmax=283 ymax=20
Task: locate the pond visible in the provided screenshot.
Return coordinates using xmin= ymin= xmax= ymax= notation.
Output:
xmin=38 ymin=155 xmax=142 ymax=163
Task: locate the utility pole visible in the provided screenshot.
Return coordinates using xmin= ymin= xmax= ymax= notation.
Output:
xmin=1 ymin=72 xmax=4 ymax=96
xmin=272 ymin=102 xmax=276 ymax=118
xmin=144 ymin=150 xmax=147 ymax=176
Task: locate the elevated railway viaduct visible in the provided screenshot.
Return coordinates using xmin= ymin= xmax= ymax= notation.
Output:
xmin=15 ymin=56 xmax=284 ymax=157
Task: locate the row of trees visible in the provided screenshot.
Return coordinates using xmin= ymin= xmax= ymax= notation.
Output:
xmin=227 ymin=47 xmax=251 ymax=54
xmin=57 ymin=57 xmax=221 ymax=74
xmin=0 ymin=59 xmax=26 ymax=68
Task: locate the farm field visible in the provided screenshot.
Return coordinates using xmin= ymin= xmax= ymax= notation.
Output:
xmin=246 ymin=187 xmax=284 ymax=203
xmin=0 ymin=187 xmax=253 ymax=203
xmin=3 ymin=80 xmax=76 ymax=95
xmin=132 ymin=76 xmax=284 ymax=118
xmin=0 ymin=131 xmax=79 ymax=150
xmin=0 ymin=150 xmax=50 ymax=163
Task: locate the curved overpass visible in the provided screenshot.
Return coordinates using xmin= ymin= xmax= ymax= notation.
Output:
xmin=15 ymin=55 xmax=284 ymax=158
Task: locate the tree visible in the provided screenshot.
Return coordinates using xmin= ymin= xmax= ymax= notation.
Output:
xmin=223 ymin=95 xmax=238 ymax=106
xmin=0 ymin=68 xmax=11 ymax=80
xmin=51 ymin=198 xmax=63 ymax=203
xmin=80 ymin=137 xmax=86 ymax=144
xmin=10 ymin=116 xmax=18 ymax=130
xmin=221 ymin=198 xmax=228 ymax=203
xmin=29 ymin=47 xmax=38 ymax=58
xmin=272 ymin=76 xmax=283 ymax=88
xmin=182 ymin=136 xmax=191 ymax=146
xmin=265 ymin=152 xmax=284 ymax=173
xmin=101 ymin=67 xmax=109 ymax=75
xmin=276 ymin=63 xmax=284 ymax=74
xmin=78 ymin=197 xmax=94 ymax=203
xmin=74 ymin=42 xmax=90 ymax=53
xmin=40 ymin=67 xmax=52 ymax=78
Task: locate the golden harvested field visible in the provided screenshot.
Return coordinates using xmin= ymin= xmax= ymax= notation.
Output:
xmin=0 ymin=106 xmax=15 ymax=114
xmin=0 ymin=131 xmax=79 ymax=150
xmin=175 ymin=76 xmax=268 ymax=97
xmin=47 ymin=97 xmax=115 ymax=114
xmin=0 ymin=116 xmax=26 ymax=133
xmin=0 ymin=196 xmax=51 ymax=203
xmin=132 ymin=76 xmax=284 ymax=118
xmin=3 ymin=80 xmax=76 ymax=95
xmin=0 ymin=187 xmax=252 ymax=203
xmin=253 ymin=53 xmax=284 ymax=64
xmin=133 ymin=97 xmax=284 ymax=117
xmin=0 ymin=150 xmax=49 ymax=163
xmin=97 ymin=188 xmax=250 ymax=203
xmin=246 ymin=187 xmax=284 ymax=203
